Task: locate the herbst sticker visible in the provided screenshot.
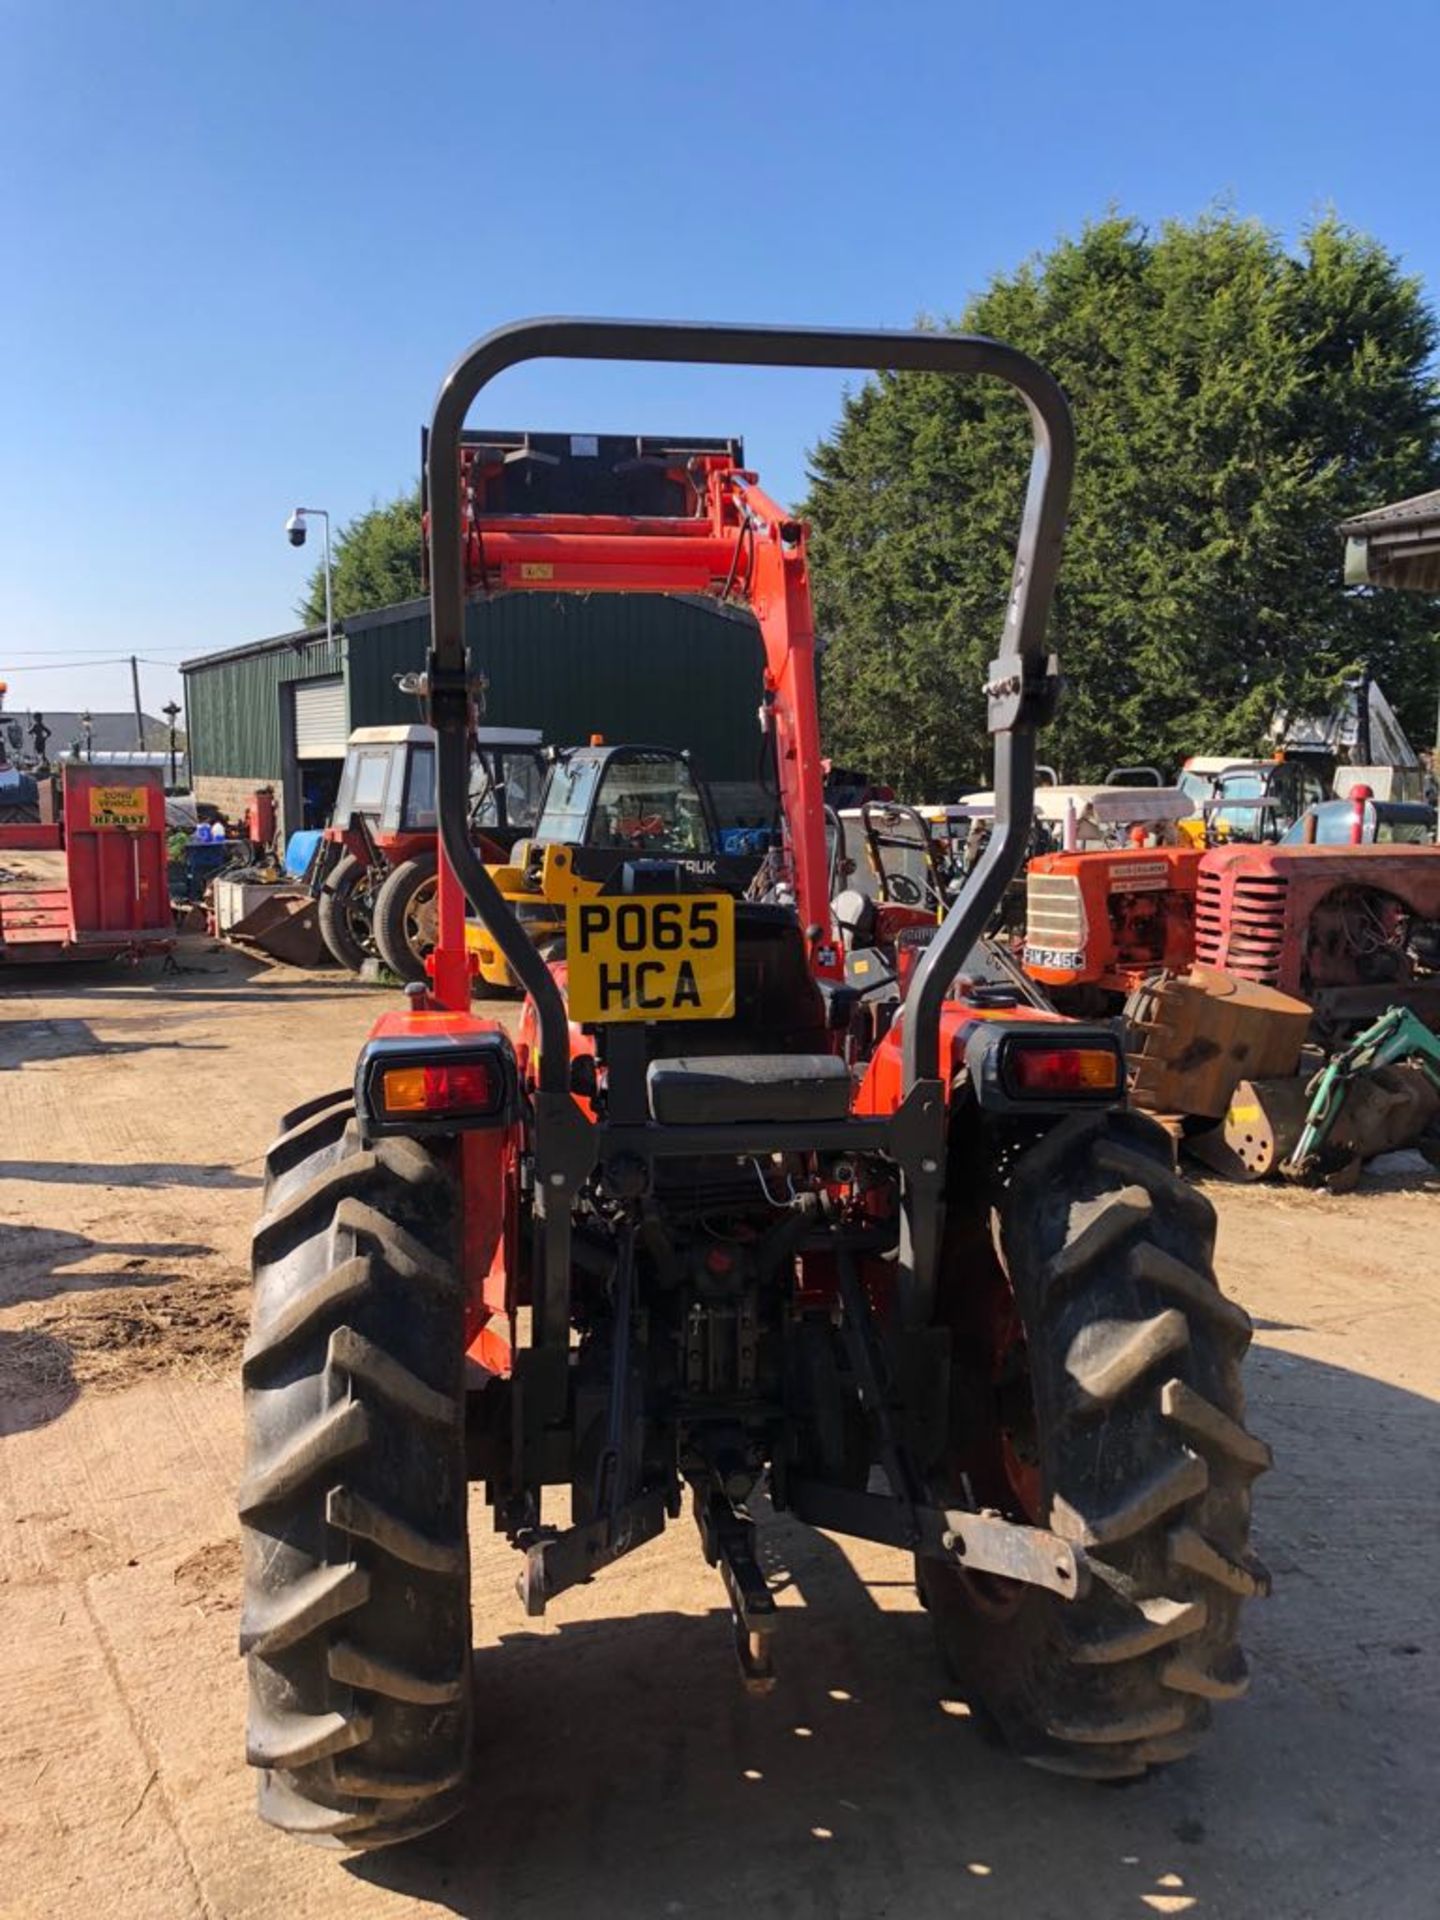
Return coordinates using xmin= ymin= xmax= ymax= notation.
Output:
xmin=88 ymin=785 xmax=149 ymax=829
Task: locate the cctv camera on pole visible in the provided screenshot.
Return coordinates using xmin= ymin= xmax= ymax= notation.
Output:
xmin=284 ymin=506 xmax=333 ymax=645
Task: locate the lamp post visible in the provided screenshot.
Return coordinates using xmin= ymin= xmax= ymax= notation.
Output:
xmin=162 ymin=699 xmax=182 ymax=788
xmin=285 ymin=507 xmax=333 ymax=646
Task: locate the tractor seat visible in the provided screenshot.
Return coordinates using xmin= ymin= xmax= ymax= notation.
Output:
xmin=646 ymin=1053 xmax=851 ymax=1125
xmin=831 ymin=887 xmax=878 ymax=953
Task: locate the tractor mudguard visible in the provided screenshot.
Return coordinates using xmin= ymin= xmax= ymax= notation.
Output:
xmin=355 ymin=1007 xmax=524 ymax=1372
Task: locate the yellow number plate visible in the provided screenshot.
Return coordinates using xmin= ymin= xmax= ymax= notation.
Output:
xmin=88 ymin=785 xmax=149 ymax=829
xmin=565 ymin=894 xmax=735 ymax=1023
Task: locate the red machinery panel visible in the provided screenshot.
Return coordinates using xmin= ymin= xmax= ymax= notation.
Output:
xmin=60 ymin=766 xmax=172 ymax=944
xmin=1195 ymin=841 xmax=1440 ymax=1028
xmin=1023 ymin=846 xmax=1203 ymax=996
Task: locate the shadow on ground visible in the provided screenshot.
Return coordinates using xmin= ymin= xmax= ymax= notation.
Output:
xmin=0 ymin=1327 xmax=78 ymax=1435
xmin=0 ymin=1160 xmax=260 ymax=1189
xmin=0 ymin=1223 xmax=214 ymax=1306
xmin=347 ymin=1343 xmax=1438 ymax=1920
xmin=0 ymin=1016 xmax=225 ymax=1068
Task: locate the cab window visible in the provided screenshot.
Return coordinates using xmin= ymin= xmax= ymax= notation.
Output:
xmin=343 ymin=749 xmax=392 ymax=817
xmin=534 ymin=757 xmax=603 ymax=843
xmin=500 ymin=751 xmax=546 ymax=833
xmin=1209 ymin=771 xmax=1266 ymax=836
xmin=590 ymin=753 xmax=712 ymax=853
xmin=1178 ymin=770 xmax=1214 ymax=809
xmin=1376 ymin=814 xmax=1432 ymax=845
xmin=401 ymin=745 xmax=437 ymax=831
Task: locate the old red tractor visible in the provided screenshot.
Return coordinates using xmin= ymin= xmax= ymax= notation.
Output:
xmin=315 ymin=723 xmax=546 ymax=980
xmin=240 ymin=320 xmax=1268 ymax=1850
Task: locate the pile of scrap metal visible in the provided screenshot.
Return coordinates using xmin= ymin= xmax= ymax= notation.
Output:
xmin=172 ymin=784 xmax=328 ymax=966
xmin=212 ymin=836 xmax=327 ymax=966
xmin=1126 ymin=969 xmax=1440 ymax=1189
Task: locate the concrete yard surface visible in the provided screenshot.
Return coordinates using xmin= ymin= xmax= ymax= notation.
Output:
xmin=0 ymin=945 xmax=1436 ymax=1920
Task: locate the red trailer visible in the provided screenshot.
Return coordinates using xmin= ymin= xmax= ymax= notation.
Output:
xmin=0 ymin=763 xmax=174 ymax=965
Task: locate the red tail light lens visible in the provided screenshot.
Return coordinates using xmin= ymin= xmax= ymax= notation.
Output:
xmin=1005 ymin=1043 xmax=1120 ymax=1097
xmin=381 ymin=1060 xmax=504 ymax=1117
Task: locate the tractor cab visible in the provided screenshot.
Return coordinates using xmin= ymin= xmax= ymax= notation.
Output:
xmin=315 ymin=724 xmax=546 ymax=977
xmin=467 ymin=744 xmax=761 ymax=992
xmin=1203 ymin=759 xmax=1326 ymax=843
xmin=328 ymin=724 xmax=546 ymax=856
xmin=530 ymin=743 xmax=717 ymax=864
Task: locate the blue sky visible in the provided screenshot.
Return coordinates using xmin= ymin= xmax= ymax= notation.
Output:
xmin=0 ymin=0 xmax=1433 ymax=721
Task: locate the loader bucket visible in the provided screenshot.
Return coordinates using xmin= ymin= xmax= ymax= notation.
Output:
xmin=226 ymin=891 xmax=327 ymax=967
xmin=1125 ymin=965 xmax=1311 ymax=1120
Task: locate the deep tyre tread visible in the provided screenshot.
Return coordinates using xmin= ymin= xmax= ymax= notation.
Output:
xmin=921 ymin=1110 xmax=1268 ymax=1782
xmin=274 ymin=1086 xmax=354 ymax=1145
xmin=241 ymin=1105 xmax=471 ymax=1851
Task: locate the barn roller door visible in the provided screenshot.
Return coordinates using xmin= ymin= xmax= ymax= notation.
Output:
xmin=293 ymin=678 xmax=348 ymax=757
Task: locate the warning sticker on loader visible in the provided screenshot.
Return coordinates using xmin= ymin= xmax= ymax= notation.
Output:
xmin=565 ymin=894 xmax=735 ymax=1023
xmin=88 ymin=785 xmax=150 ymax=829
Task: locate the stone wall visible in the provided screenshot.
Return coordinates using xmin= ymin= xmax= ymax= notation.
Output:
xmin=194 ymin=774 xmax=277 ymax=833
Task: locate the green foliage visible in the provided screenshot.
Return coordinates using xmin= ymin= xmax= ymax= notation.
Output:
xmin=805 ymin=213 xmax=1440 ymax=792
xmin=299 ymin=486 xmax=424 ymax=625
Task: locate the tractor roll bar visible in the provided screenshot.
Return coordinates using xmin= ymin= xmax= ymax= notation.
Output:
xmin=424 ymin=319 xmax=1074 ymax=1102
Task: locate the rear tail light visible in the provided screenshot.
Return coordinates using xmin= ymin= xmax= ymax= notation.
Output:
xmin=379 ymin=1060 xmax=505 ymax=1118
xmin=966 ymin=1023 xmax=1125 ymax=1111
xmin=1005 ymin=1044 xmax=1120 ymax=1097
xmin=356 ymin=1032 xmax=517 ymax=1137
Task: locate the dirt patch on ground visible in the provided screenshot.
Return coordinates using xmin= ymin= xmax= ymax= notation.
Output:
xmin=172 ymin=1537 xmax=241 ymax=1614
xmin=14 ymin=1272 xmax=249 ymax=1393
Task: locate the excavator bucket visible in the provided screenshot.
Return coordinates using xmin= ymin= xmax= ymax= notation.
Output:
xmin=1186 ymin=1075 xmax=1315 ymax=1180
xmin=226 ymin=891 xmax=327 ymax=967
xmin=1190 ymin=1064 xmax=1440 ymax=1184
xmin=1125 ymin=965 xmax=1311 ymax=1120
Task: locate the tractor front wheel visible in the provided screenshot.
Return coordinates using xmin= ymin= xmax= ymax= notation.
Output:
xmin=318 ymin=855 xmax=380 ymax=973
xmin=921 ymin=1111 xmax=1270 ymax=1780
xmin=372 ymin=853 xmax=439 ymax=987
xmin=239 ymin=1092 xmax=472 ymax=1848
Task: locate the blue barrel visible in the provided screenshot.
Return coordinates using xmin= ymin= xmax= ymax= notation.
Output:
xmin=285 ymin=829 xmax=324 ymax=878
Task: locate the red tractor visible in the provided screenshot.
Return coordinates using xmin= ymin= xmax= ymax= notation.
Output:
xmin=316 ymin=723 xmax=546 ymax=979
xmin=1194 ymin=840 xmax=1440 ymax=1037
xmin=1026 ymin=834 xmax=1440 ymax=1032
xmin=1024 ymin=844 xmax=1205 ymax=1012
xmin=240 ymin=321 xmax=1268 ymax=1850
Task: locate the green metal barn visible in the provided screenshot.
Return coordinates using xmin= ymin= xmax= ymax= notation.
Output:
xmin=182 ymin=593 xmax=767 ymax=835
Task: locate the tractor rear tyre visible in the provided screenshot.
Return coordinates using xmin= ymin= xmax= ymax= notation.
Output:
xmin=921 ymin=1110 xmax=1270 ymax=1780
xmin=318 ymin=855 xmax=379 ymax=973
xmin=372 ymin=853 xmax=438 ymax=987
xmin=239 ymin=1091 xmax=472 ymax=1849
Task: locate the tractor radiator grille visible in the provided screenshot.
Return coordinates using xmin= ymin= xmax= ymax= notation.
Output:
xmin=1025 ymin=873 xmax=1086 ymax=946
xmin=1195 ymin=868 xmax=1288 ymax=982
